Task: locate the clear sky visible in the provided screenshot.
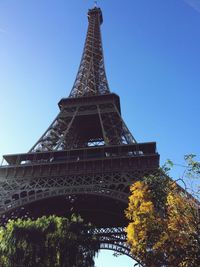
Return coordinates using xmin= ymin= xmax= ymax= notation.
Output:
xmin=0 ymin=0 xmax=200 ymax=266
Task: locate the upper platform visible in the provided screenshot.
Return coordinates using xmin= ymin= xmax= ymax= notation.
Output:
xmin=58 ymin=93 xmax=121 ymax=114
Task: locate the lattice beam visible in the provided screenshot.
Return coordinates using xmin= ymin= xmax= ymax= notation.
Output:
xmin=29 ymin=95 xmax=136 ymax=152
xmin=69 ymin=7 xmax=110 ymax=97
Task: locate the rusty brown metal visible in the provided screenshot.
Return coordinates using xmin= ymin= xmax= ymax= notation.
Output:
xmin=0 ymin=7 xmax=159 ymax=260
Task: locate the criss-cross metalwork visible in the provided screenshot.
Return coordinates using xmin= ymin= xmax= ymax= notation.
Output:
xmin=69 ymin=7 xmax=110 ymax=97
xmin=28 ymin=7 xmax=136 ymax=153
xmin=0 ymin=6 xmax=160 ymax=262
xmin=29 ymin=94 xmax=136 ymax=152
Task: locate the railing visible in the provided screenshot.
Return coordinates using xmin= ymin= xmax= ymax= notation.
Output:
xmin=1 ymin=142 xmax=158 ymax=167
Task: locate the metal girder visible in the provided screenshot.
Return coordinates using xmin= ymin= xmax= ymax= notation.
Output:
xmin=28 ymin=6 xmax=136 ymax=152
xmin=0 ymin=169 xmax=156 ymax=215
xmin=0 ymin=7 xmax=160 ymax=264
xmin=69 ymin=8 xmax=110 ymax=98
xmin=29 ymin=98 xmax=136 ymax=152
xmin=94 ymin=227 xmax=134 ymax=258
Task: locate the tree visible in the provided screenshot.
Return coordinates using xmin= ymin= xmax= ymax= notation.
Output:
xmin=0 ymin=214 xmax=99 ymax=267
xmin=125 ymin=155 xmax=200 ymax=267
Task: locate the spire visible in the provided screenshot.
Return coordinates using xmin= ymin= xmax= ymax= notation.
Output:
xmin=69 ymin=7 xmax=110 ymax=98
xmin=94 ymin=1 xmax=98 ymax=8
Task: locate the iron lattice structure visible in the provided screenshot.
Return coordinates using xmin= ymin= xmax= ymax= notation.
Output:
xmin=0 ymin=7 xmax=159 ymax=261
xmin=69 ymin=7 xmax=109 ymax=98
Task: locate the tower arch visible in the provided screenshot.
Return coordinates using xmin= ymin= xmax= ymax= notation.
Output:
xmin=0 ymin=6 xmax=159 ymax=262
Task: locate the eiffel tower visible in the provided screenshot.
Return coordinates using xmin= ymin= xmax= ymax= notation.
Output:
xmin=0 ymin=6 xmax=159 ymax=259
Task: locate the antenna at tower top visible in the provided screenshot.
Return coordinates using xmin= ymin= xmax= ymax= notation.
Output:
xmin=94 ymin=1 xmax=98 ymax=7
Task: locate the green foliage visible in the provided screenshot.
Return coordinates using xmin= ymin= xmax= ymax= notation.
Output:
xmin=185 ymin=154 xmax=200 ymax=178
xmin=0 ymin=214 xmax=99 ymax=267
xmin=143 ymin=171 xmax=170 ymax=215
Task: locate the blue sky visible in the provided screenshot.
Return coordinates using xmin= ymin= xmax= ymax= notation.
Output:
xmin=0 ymin=0 xmax=200 ymax=266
